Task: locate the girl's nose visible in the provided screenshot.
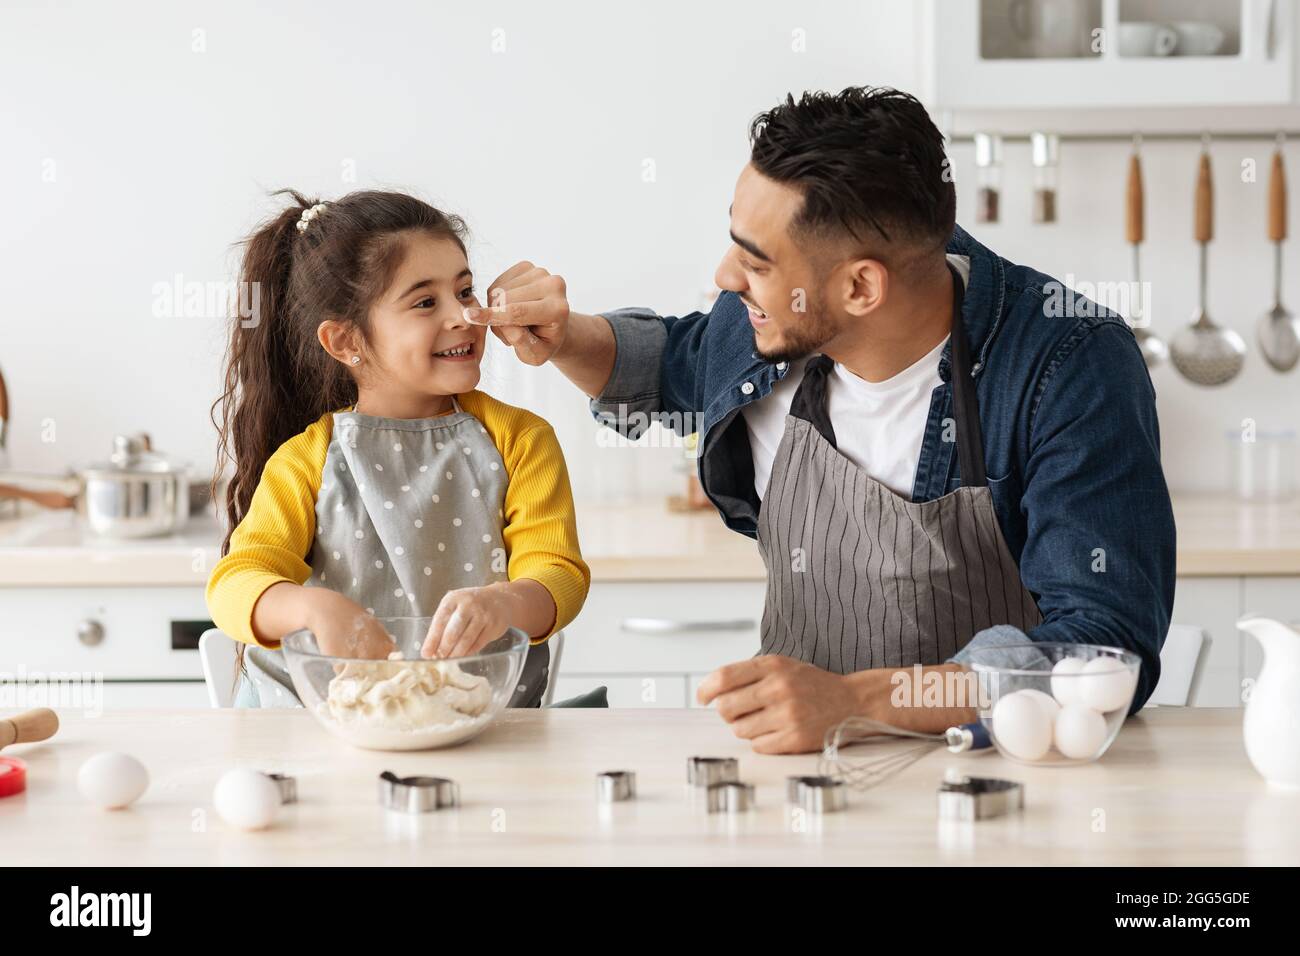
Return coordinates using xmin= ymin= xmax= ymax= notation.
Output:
xmin=444 ymin=304 xmax=471 ymax=330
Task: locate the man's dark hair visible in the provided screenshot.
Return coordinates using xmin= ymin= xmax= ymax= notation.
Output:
xmin=749 ymin=86 xmax=956 ymax=256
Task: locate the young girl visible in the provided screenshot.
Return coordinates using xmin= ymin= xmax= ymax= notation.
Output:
xmin=206 ymin=189 xmax=589 ymax=707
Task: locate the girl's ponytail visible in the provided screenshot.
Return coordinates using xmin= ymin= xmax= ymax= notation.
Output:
xmin=212 ymin=190 xmax=331 ymax=553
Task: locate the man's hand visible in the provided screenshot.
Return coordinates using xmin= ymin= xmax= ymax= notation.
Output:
xmin=695 ymin=655 xmax=863 ymax=754
xmin=466 ymin=261 xmax=569 ymax=366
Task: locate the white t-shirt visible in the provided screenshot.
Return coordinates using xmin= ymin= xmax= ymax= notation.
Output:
xmin=742 ymin=254 xmax=970 ymax=500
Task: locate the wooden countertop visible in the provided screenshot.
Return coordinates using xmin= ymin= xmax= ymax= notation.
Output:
xmin=2 ymin=708 xmax=1295 ymax=865
xmin=1 ymin=494 xmax=1298 ymax=586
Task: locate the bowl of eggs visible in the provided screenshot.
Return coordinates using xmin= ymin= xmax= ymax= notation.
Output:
xmin=966 ymin=643 xmax=1141 ymax=766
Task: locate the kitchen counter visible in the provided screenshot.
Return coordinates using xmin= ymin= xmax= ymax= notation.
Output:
xmin=1 ymin=494 xmax=1298 ymax=586
xmin=1 ymin=707 xmax=1295 ymax=865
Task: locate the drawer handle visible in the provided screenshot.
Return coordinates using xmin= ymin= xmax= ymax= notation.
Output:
xmin=620 ymin=618 xmax=756 ymax=634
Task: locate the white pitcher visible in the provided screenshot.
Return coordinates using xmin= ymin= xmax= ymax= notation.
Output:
xmin=1237 ymin=616 xmax=1300 ymax=788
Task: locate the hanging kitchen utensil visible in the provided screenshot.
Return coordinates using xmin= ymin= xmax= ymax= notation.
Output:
xmin=1258 ymin=135 xmax=1299 ymax=372
xmin=1170 ymin=139 xmax=1246 ymax=385
xmin=1127 ymin=137 xmax=1168 ymax=367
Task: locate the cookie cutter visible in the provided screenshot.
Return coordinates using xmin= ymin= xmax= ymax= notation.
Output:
xmin=937 ymin=776 xmax=1023 ymax=821
xmin=379 ymin=771 xmax=459 ymax=813
xmin=687 ymin=756 xmax=738 ymax=787
xmin=706 ymin=781 xmax=755 ymax=813
xmin=596 ymin=770 xmax=636 ymax=803
xmin=786 ymin=775 xmax=847 ymax=814
xmin=264 ymin=772 xmax=297 ymax=805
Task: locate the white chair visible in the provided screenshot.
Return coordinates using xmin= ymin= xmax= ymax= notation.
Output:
xmin=542 ymin=630 xmax=565 ymax=707
xmin=1148 ymin=624 xmax=1206 ymax=706
xmin=198 ymin=628 xmax=240 ymax=708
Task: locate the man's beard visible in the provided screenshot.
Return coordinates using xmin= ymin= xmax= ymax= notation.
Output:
xmin=753 ymin=291 xmax=840 ymax=365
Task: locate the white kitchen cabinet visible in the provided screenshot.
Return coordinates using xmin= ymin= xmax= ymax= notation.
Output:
xmin=0 ymin=585 xmax=212 ymax=710
xmin=557 ymin=581 xmax=765 ymax=709
xmin=551 ymin=674 xmax=689 ymax=709
xmin=930 ymin=0 xmax=1294 ymax=109
xmin=1239 ymin=576 xmax=1300 ymax=682
xmin=559 ymin=580 xmax=764 ymax=673
xmin=1170 ymin=576 xmax=1244 ymax=705
xmin=0 ymin=586 xmax=209 ymax=679
xmin=99 ymin=681 xmax=210 ymax=709
xmin=0 ymin=573 xmax=1286 ymax=713
xmin=558 ymin=577 xmax=1273 ymax=710
xmin=0 ymin=679 xmax=210 ymax=711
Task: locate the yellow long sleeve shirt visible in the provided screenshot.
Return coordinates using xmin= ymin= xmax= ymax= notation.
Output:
xmin=206 ymin=390 xmax=589 ymax=648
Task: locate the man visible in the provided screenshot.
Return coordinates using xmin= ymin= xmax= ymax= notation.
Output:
xmin=469 ymin=87 xmax=1175 ymax=754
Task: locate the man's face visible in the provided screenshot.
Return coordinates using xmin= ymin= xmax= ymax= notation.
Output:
xmin=714 ymin=163 xmax=842 ymax=364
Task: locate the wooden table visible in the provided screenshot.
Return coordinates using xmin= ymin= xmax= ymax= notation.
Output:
xmin=2 ymin=707 xmax=1295 ymax=865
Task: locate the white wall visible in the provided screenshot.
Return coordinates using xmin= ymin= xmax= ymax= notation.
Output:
xmin=2 ymin=0 xmax=1294 ymax=508
xmin=1 ymin=0 xmax=919 ymax=504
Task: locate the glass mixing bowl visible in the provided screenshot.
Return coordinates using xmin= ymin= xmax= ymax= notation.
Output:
xmin=282 ymin=616 xmax=529 ymax=751
xmin=964 ymin=643 xmax=1141 ymax=767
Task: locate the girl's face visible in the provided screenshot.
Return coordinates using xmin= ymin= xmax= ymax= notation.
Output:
xmin=361 ymin=233 xmax=486 ymax=412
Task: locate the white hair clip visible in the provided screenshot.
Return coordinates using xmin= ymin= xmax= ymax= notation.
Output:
xmin=295 ymin=202 xmax=329 ymax=233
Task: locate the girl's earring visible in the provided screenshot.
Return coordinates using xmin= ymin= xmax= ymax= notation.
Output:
xmin=350 ymin=355 xmax=361 ymax=366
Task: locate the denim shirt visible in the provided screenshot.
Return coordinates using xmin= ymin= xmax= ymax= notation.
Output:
xmin=589 ymin=224 xmax=1175 ymax=713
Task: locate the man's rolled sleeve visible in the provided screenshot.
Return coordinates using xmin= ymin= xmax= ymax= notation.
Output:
xmin=589 ymin=307 xmax=669 ymax=440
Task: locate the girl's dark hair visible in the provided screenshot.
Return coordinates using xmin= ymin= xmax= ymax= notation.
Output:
xmin=748 ymin=86 xmax=956 ymax=253
xmin=211 ymin=189 xmax=468 ymax=554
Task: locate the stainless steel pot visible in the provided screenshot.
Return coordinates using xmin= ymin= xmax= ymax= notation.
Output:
xmin=0 ymin=433 xmax=190 ymax=539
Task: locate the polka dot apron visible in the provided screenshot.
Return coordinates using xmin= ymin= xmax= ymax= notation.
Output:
xmin=241 ymin=399 xmax=550 ymax=708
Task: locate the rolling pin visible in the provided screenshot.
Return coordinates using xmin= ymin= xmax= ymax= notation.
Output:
xmin=0 ymin=708 xmax=59 ymax=750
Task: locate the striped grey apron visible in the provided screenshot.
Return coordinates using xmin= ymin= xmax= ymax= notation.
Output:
xmin=757 ymin=265 xmax=1042 ymax=671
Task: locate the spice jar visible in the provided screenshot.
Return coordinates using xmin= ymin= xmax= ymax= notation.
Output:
xmin=974 ymin=133 xmax=1003 ymax=224
xmin=1031 ymin=132 xmax=1060 ymax=224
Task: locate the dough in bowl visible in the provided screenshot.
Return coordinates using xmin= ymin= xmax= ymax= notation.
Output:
xmin=325 ymin=652 xmax=492 ymax=732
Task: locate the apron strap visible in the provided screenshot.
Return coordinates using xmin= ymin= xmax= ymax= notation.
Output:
xmin=784 ymin=261 xmax=989 ymax=488
xmin=946 ymin=263 xmax=987 ymax=488
xmin=788 ymin=355 xmax=838 ymax=449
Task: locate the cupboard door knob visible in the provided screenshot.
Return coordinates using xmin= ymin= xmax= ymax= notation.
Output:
xmin=77 ymin=619 xmax=105 ymax=646
xmin=620 ymin=618 xmax=755 ymax=634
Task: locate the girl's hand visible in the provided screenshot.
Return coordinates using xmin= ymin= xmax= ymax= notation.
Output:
xmin=303 ymin=589 xmax=396 ymax=659
xmin=422 ymin=585 xmax=514 ymax=659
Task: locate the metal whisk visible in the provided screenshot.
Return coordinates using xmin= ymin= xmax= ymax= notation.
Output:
xmin=819 ymin=717 xmax=991 ymax=791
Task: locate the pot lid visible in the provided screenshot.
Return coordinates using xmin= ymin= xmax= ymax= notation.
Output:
xmin=82 ymin=433 xmax=187 ymax=478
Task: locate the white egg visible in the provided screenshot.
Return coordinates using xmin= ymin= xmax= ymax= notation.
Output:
xmin=1079 ymin=656 xmax=1137 ymax=712
xmin=213 ymin=769 xmax=281 ymax=831
xmin=1050 ymin=656 xmax=1088 ymax=706
xmin=1054 ymin=705 xmax=1108 ymax=759
xmin=1018 ymin=688 xmax=1061 ymax=724
xmin=991 ymin=690 xmax=1053 ymax=761
xmin=77 ymin=752 xmax=149 ymax=809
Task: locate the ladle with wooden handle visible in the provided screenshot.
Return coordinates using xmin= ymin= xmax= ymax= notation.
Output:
xmin=0 ymin=708 xmax=59 ymax=750
xmin=1170 ymin=143 xmax=1247 ymax=386
xmin=1127 ymin=143 xmax=1167 ymax=367
xmin=1257 ymin=138 xmax=1299 ymax=371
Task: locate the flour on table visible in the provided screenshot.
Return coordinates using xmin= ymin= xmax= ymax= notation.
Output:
xmin=325 ymin=652 xmax=492 ymax=732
